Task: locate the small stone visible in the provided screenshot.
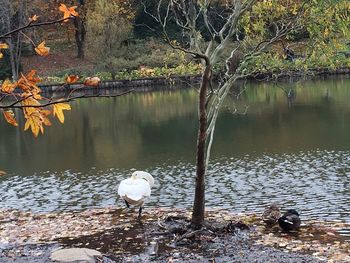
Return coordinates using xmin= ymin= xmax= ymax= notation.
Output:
xmin=50 ymin=247 xmax=102 ymax=262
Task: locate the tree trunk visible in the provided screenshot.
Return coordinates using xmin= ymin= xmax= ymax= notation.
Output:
xmin=191 ymin=64 xmax=211 ymax=229
xmin=8 ymin=39 xmax=18 ymax=80
xmin=73 ymin=16 xmax=86 ymax=59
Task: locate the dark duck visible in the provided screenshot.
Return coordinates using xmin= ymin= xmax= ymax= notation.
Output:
xmin=262 ymin=204 xmax=281 ymax=225
xmin=278 ymin=209 xmax=301 ymax=231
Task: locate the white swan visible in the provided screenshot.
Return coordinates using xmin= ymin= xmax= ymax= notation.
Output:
xmin=117 ymin=171 xmax=154 ymax=217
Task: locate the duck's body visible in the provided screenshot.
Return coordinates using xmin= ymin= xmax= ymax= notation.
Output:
xmin=262 ymin=204 xmax=281 ymax=225
xmin=118 ymin=171 xmax=154 ymax=217
xmin=278 ymin=209 xmax=301 ymax=231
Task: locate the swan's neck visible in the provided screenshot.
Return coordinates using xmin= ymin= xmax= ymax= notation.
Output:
xmin=131 ymin=173 xmax=154 ymax=187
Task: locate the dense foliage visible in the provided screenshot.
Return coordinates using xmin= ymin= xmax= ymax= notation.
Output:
xmin=1 ymin=0 xmax=349 ymax=84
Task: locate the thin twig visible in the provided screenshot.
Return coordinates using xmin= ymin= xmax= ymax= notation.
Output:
xmin=0 ymin=90 xmax=133 ymax=109
xmin=3 ymin=94 xmax=34 ymax=108
xmin=0 ymin=17 xmax=75 ymax=39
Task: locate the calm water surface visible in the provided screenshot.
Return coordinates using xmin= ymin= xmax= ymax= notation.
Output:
xmin=0 ymin=77 xmax=349 ymax=225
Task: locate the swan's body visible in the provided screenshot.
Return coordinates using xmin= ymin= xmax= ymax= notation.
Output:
xmin=118 ymin=171 xmax=154 ymax=217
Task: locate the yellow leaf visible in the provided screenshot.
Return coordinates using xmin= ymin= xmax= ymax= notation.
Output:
xmin=1 ymin=79 xmax=16 ymax=93
xmin=0 ymin=170 xmax=6 ymax=176
xmin=24 ymin=113 xmax=42 ymax=137
xmin=35 ymin=41 xmax=50 ymax=57
xmin=59 ymin=3 xmax=79 ymax=22
xmin=3 ymin=110 xmax=18 ymax=127
xmin=53 ymin=103 xmax=71 ymax=123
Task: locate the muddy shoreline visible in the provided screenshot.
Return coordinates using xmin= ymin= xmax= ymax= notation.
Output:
xmin=0 ymin=207 xmax=349 ymax=262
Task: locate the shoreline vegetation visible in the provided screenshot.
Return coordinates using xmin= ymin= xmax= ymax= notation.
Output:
xmin=11 ymin=37 xmax=350 ymax=92
xmin=0 ymin=207 xmax=349 ymax=262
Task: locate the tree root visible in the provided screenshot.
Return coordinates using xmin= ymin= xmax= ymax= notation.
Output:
xmin=175 ymin=229 xmax=204 ymax=245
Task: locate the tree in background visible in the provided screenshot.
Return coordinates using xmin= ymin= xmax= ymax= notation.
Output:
xmin=0 ymin=0 xmax=28 ymax=80
xmin=86 ymin=0 xmax=135 ymax=79
xmin=149 ymin=0 xmax=350 ymax=228
xmin=72 ymin=0 xmax=86 ymax=58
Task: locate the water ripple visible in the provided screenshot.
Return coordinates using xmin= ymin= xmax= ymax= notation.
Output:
xmin=0 ymin=150 xmax=349 ymax=224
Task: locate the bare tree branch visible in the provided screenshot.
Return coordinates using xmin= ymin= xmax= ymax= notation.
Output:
xmin=0 ymin=17 xmax=75 ymax=39
xmin=0 ymin=90 xmax=133 ymax=109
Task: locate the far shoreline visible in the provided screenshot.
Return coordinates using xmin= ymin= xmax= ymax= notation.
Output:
xmin=37 ymin=66 xmax=350 ymax=94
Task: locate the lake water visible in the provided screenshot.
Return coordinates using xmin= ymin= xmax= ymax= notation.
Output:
xmin=0 ymin=76 xmax=349 ymax=226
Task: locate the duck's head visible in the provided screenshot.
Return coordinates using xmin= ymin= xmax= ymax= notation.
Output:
xmin=267 ymin=204 xmax=280 ymax=211
xmin=132 ymin=171 xmax=155 ymax=187
xmin=285 ymin=209 xmax=299 ymax=217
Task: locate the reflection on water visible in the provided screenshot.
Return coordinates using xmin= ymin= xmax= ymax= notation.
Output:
xmin=0 ymin=76 xmax=350 ymax=224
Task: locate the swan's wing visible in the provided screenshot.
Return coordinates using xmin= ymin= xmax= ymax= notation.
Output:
xmin=118 ymin=178 xmax=151 ymax=202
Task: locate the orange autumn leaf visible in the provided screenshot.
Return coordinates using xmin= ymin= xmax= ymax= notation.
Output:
xmin=0 ymin=170 xmax=6 ymax=176
xmin=17 ymin=70 xmax=42 ymax=97
xmin=3 ymin=110 xmax=18 ymax=127
xmin=53 ymin=103 xmax=71 ymax=123
xmin=65 ymin=75 xmax=80 ymax=84
xmin=29 ymin=15 xmax=39 ymax=22
xmin=59 ymin=3 xmax=79 ymax=22
xmin=35 ymin=41 xmax=50 ymax=57
xmin=0 ymin=43 xmax=9 ymax=59
xmin=25 ymin=69 xmax=41 ymax=84
xmin=1 ymin=79 xmax=16 ymax=93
